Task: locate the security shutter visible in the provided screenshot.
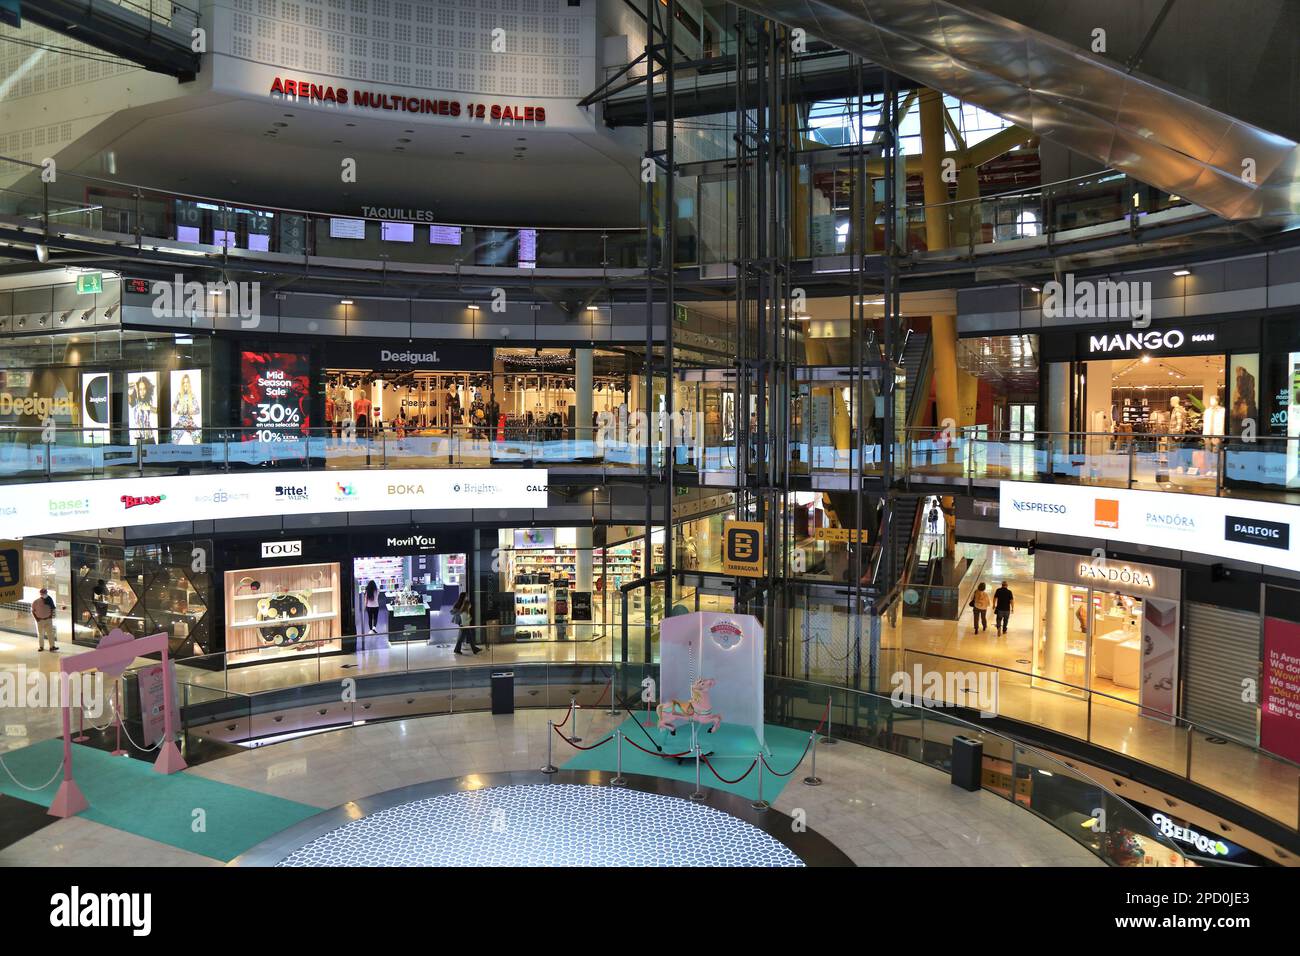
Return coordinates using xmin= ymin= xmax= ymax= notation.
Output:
xmin=1182 ymin=602 xmax=1259 ymax=744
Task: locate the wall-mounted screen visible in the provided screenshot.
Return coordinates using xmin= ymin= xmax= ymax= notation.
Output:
xmin=329 ymin=218 xmax=367 ymax=239
xmin=381 ymin=221 xmax=414 ymax=243
xmin=125 ymin=371 xmax=159 ymax=444
xmin=430 ymin=225 xmax=463 ymax=246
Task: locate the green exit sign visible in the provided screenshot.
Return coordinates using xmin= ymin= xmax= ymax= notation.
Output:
xmin=76 ymin=273 xmax=103 ymax=295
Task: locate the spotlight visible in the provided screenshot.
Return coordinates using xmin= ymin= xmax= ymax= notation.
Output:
xmin=35 ymin=243 xmax=48 ymax=263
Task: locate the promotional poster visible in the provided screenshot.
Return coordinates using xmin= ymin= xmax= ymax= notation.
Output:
xmin=240 ymin=351 xmax=310 ymax=442
xmin=1262 ymin=616 xmax=1300 ymax=765
xmin=126 ymin=371 xmax=159 ymax=444
xmin=169 ymin=369 xmax=204 ymax=445
xmin=79 ymin=372 xmax=110 ymax=444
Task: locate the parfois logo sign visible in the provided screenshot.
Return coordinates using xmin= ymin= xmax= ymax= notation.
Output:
xmin=1224 ymin=515 xmax=1289 ymax=550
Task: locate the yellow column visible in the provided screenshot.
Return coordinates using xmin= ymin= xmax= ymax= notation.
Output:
xmin=918 ymin=89 xmax=960 ymax=432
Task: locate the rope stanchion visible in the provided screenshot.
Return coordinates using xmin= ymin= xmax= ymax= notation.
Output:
xmin=609 ymin=730 xmax=626 ymax=786
xmin=751 ymin=752 xmax=769 ymax=811
xmin=541 ymin=720 xmax=558 ymax=774
xmin=803 ymin=733 xmax=823 ymax=787
xmin=700 ymin=753 xmax=759 ymax=785
xmin=820 ymin=696 xmax=837 ymax=746
xmin=553 ymin=700 xmax=573 ymax=730
xmin=689 ymin=745 xmax=705 ymax=801
xmin=567 ymin=696 xmax=582 ymax=744
xmin=109 ymin=696 xmax=164 ymax=753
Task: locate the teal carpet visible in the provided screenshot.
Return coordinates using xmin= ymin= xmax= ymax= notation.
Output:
xmin=0 ymin=739 xmax=320 ymax=861
xmin=562 ymin=718 xmax=814 ymax=802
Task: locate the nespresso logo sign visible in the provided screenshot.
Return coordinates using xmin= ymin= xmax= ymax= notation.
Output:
xmin=1224 ymin=516 xmax=1289 ymax=550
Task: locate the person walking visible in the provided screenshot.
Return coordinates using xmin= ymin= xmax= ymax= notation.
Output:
xmin=970 ymin=582 xmax=991 ymax=633
xmin=32 ymin=587 xmax=57 ymax=651
xmin=364 ymin=580 xmax=381 ymax=635
xmin=453 ymin=596 xmax=481 ymax=655
xmin=927 ymin=501 xmax=940 ymax=535
xmin=993 ymin=580 xmax=1014 ymax=636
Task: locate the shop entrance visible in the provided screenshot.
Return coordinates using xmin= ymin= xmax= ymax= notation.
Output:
xmin=1032 ymin=581 xmax=1144 ymax=707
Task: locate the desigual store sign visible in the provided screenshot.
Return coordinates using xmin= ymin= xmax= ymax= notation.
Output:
xmin=1000 ymin=482 xmax=1300 ymax=573
xmin=0 ymin=469 xmax=548 ymax=538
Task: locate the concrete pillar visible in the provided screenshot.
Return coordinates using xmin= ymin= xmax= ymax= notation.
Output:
xmin=1039 ymin=583 xmax=1070 ymax=686
xmin=575 ymin=347 xmax=593 ymax=443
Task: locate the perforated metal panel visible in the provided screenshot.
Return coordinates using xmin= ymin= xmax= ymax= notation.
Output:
xmin=1182 ymin=601 xmax=1260 ymax=744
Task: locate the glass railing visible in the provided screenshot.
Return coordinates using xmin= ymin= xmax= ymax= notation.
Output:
xmin=1 ymin=154 xmax=1207 ymax=277
xmin=0 ymin=424 xmax=669 ymax=484
xmin=872 ymin=637 xmax=1300 ymax=834
xmin=146 ymin=660 xmax=1188 ymax=865
xmin=901 ymin=427 xmax=1296 ymax=502
xmin=0 ymin=158 xmax=644 ymax=271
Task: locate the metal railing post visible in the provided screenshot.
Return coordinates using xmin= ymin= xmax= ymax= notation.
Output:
xmin=751 ymin=752 xmax=769 ymax=810
xmin=542 ymin=720 xmax=557 ymax=773
xmin=803 ymin=732 xmax=822 ymax=786
xmin=690 ymin=744 xmax=704 ymax=800
xmin=568 ymin=695 xmax=581 ymax=743
xmin=611 ymin=729 xmax=626 ymax=786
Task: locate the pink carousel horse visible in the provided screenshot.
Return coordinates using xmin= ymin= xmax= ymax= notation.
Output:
xmin=656 ymin=677 xmax=722 ymax=735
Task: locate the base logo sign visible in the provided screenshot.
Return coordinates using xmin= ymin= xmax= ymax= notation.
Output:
xmin=722 ymin=520 xmax=765 ymax=577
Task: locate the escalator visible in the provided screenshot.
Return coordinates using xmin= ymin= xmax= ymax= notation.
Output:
xmin=901 ymin=330 xmax=931 ymax=429
xmin=730 ymin=0 xmax=1300 ymax=225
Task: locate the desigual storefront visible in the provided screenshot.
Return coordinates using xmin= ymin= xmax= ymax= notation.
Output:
xmin=1031 ymin=550 xmax=1181 ymax=720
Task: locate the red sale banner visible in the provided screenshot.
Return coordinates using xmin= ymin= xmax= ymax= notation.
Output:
xmin=240 ymin=351 xmax=310 ymax=442
xmin=1262 ymin=617 xmax=1300 ymax=764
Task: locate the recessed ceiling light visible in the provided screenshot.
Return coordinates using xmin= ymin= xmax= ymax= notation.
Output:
xmin=468 ymin=303 xmax=479 ymax=311
xmin=273 ymin=121 xmax=288 ymax=127
xmin=398 ymin=137 xmax=411 ymax=143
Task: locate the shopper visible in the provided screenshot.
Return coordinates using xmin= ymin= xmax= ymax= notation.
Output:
xmin=993 ymin=580 xmax=1014 ymax=636
xmin=93 ymin=579 xmax=110 ymax=630
xmin=453 ymin=596 xmax=481 ymax=655
xmin=970 ymin=582 xmax=990 ymax=633
xmin=364 ymin=580 xmax=381 ymax=634
xmin=927 ymin=501 xmax=940 ymax=535
xmin=32 ymin=587 xmax=57 ymax=651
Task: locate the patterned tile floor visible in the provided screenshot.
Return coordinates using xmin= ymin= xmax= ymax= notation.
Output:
xmin=274 ymin=784 xmax=804 ymax=867
xmin=0 ymin=708 xmax=1100 ymax=867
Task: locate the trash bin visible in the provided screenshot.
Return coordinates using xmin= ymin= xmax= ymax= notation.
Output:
xmin=490 ymin=671 xmax=515 ymax=715
xmin=950 ymin=735 xmax=983 ymax=792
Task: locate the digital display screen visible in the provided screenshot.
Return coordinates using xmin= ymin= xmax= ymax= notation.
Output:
xmin=329 ymin=218 xmax=367 ymax=239
xmin=381 ymin=221 xmax=414 ymax=243
xmin=177 ymin=225 xmax=201 ymax=243
xmin=213 ymin=229 xmax=236 ymax=248
xmin=430 ymin=225 xmax=463 ymax=246
xmin=240 ymin=351 xmax=311 ymax=443
xmin=247 ymin=233 xmax=270 ymax=252
xmin=518 ymin=228 xmax=537 ymax=266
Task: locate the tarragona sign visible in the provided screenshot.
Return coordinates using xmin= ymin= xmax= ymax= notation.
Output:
xmin=269 ymin=76 xmax=547 ymax=122
xmin=0 ymin=468 xmax=549 ymax=538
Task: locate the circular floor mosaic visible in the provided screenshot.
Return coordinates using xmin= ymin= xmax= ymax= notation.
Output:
xmin=275 ymin=784 xmax=804 ymax=867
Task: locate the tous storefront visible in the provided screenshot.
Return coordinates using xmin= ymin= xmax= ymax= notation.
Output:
xmin=1032 ymin=550 xmax=1181 ymax=721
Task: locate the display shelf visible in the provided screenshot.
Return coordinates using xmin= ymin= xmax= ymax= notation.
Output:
xmin=224 ymin=561 xmax=341 ymax=661
xmin=229 ymin=610 xmax=340 ymax=629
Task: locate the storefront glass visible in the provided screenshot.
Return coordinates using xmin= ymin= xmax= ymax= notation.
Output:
xmin=222 ymin=561 xmax=342 ymax=662
xmin=0 ymin=539 xmax=71 ymax=644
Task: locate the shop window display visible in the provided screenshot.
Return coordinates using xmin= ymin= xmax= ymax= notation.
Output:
xmin=352 ymin=552 xmax=465 ymax=640
xmin=0 ymin=541 xmax=71 ymax=644
xmin=223 ymin=562 xmax=341 ymax=661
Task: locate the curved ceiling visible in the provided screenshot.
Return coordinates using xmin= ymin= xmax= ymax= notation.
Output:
xmin=732 ymin=0 xmax=1300 ymax=225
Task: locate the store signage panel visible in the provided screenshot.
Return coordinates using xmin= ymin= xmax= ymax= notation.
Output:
xmin=1032 ymin=548 xmax=1179 ymax=600
xmin=262 ymin=540 xmax=303 ymax=558
xmin=326 ymin=341 xmax=494 ymax=371
xmin=0 ymin=539 xmax=21 ymax=603
xmin=268 ymin=76 xmax=547 ymax=124
xmin=1000 ymin=481 xmax=1300 ymax=572
xmin=1262 ymin=617 xmax=1300 ymax=765
xmin=240 ymin=351 xmax=311 ymax=442
xmin=722 ymin=520 xmax=765 ymax=577
xmin=0 ymin=469 xmax=549 ymax=538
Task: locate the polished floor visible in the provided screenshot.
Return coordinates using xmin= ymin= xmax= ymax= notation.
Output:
xmin=0 ymin=707 xmax=1100 ymax=867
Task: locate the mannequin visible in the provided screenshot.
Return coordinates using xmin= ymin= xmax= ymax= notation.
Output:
xmin=1168 ymin=395 xmax=1187 ymax=434
xmin=1202 ymin=395 xmax=1226 ymax=437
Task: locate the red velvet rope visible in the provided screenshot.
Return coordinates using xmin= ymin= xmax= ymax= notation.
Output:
xmin=760 ymin=735 xmax=814 ymax=778
xmin=701 ymin=754 xmax=758 ymax=784
xmin=551 ymin=724 xmax=615 ymax=751
xmin=814 ymin=697 xmax=832 ymax=735
xmin=621 ymin=734 xmax=693 ymax=760
xmin=552 ymin=701 xmax=573 ymax=730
